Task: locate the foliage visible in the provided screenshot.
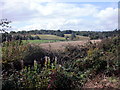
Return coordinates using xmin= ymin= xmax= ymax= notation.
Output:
xmin=64 ymin=34 xmax=90 ymax=41
xmin=22 ymin=40 xmax=61 ymax=44
xmin=2 ymin=36 xmax=120 ymax=89
xmin=2 ymin=29 xmax=119 ymax=43
xmin=2 ymin=32 xmax=12 ymax=42
xmin=0 ymin=19 xmax=11 ymax=32
xmin=2 ymin=40 xmax=47 ymax=71
xmin=2 ymin=40 xmax=28 ymax=63
xmin=10 ymin=29 xmax=120 ymax=40
xmin=2 ymin=57 xmax=86 ymax=89
xmin=70 ymin=33 xmax=76 ymax=40
xmin=2 ymin=40 xmax=29 ymax=71
xmin=22 ymin=44 xmax=46 ymax=68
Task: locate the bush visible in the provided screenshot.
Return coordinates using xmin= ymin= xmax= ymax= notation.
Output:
xmin=22 ymin=44 xmax=46 ymax=68
xmin=2 ymin=40 xmax=47 ymax=71
xmin=2 ymin=57 xmax=86 ymax=89
xmin=58 ymin=45 xmax=88 ymax=65
xmin=2 ymin=40 xmax=28 ymax=71
xmin=2 ymin=36 xmax=120 ymax=89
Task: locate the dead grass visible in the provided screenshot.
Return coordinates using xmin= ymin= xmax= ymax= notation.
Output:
xmin=64 ymin=34 xmax=90 ymax=40
xmin=38 ymin=40 xmax=101 ymax=51
xmin=83 ymin=74 xmax=120 ymax=89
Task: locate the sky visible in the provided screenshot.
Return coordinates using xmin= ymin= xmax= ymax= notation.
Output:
xmin=0 ymin=0 xmax=119 ymax=31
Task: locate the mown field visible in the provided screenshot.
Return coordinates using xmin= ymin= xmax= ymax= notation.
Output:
xmin=25 ymin=34 xmax=90 ymax=44
xmin=32 ymin=34 xmax=90 ymax=40
xmin=32 ymin=34 xmax=66 ymax=40
xmin=64 ymin=34 xmax=90 ymax=40
xmin=22 ymin=40 xmax=62 ymax=44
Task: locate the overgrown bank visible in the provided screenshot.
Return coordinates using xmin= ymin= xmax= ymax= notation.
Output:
xmin=2 ymin=36 xmax=120 ymax=89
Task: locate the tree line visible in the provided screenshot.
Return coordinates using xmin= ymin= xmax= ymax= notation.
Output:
xmin=10 ymin=29 xmax=120 ymax=39
xmin=1 ymin=29 xmax=120 ymax=42
xmin=0 ymin=19 xmax=120 ymax=42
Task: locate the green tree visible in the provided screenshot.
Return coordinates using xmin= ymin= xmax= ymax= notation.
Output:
xmin=0 ymin=19 xmax=11 ymax=32
xmin=70 ymin=33 xmax=76 ymax=40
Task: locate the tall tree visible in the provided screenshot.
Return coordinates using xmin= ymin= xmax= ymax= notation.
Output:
xmin=0 ymin=19 xmax=11 ymax=32
xmin=0 ymin=19 xmax=12 ymax=42
xmin=71 ymin=33 xmax=76 ymax=40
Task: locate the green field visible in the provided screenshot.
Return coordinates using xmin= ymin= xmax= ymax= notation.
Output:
xmin=32 ymin=34 xmax=66 ymax=40
xmin=22 ymin=40 xmax=62 ymax=44
xmin=64 ymin=34 xmax=90 ymax=40
xmin=25 ymin=34 xmax=90 ymax=44
xmin=32 ymin=34 xmax=90 ymax=40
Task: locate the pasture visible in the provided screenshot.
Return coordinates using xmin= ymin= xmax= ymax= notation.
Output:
xmin=23 ymin=34 xmax=90 ymax=45
xmin=32 ymin=34 xmax=90 ymax=41
xmin=22 ymin=40 xmax=61 ymax=44
xmin=64 ymin=34 xmax=90 ymax=40
xmin=32 ymin=34 xmax=66 ymax=40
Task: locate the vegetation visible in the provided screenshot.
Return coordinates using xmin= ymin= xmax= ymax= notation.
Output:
xmin=32 ymin=34 xmax=65 ymax=40
xmin=1 ymin=29 xmax=120 ymax=42
xmin=64 ymin=34 xmax=90 ymax=41
xmin=2 ymin=36 xmax=120 ymax=89
xmin=10 ymin=29 xmax=120 ymax=40
xmin=22 ymin=40 xmax=62 ymax=44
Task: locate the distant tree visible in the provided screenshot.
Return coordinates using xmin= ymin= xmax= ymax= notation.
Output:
xmin=82 ymin=34 xmax=89 ymax=37
xmin=13 ymin=35 xmax=23 ymax=40
xmin=55 ymin=32 xmax=64 ymax=37
xmin=57 ymin=30 xmax=61 ymax=32
xmin=90 ymin=35 xmax=99 ymax=40
xmin=22 ymin=36 xmax=27 ymax=40
xmin=34 ymin=36 xmax=41 ymax=40
xmin=18 ymin=31 xmax=26 ymax=35
xmin=2 ymin=32 xmax=12 ymax=42
xmin=64 ymin=30 xmax=73 ymax=34
xmin=71 ymin=33 xmax=76 ymax=40
xmin=65 ymin=36 xmax=69 ymax=40
xmin=0 ymin=19 xmax=12 ymax=42
xmin=10 ymin=31 xmax=16 ymax=34
xmin=0 ymin=19 xmax=11 ymax=32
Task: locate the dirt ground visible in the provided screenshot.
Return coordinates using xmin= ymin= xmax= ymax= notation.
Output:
xmin=38 ymin=40 xmax=101 ymax=51
xmin=83 ymin=74 xmax=120 ymax=89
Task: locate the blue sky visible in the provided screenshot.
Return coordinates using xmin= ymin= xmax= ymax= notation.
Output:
xmin=0 ymin=0 xmax=118 ymax=31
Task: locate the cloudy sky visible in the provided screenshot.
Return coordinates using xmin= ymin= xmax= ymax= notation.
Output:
xmin=0 ymin=0 xmax=119 ymax=31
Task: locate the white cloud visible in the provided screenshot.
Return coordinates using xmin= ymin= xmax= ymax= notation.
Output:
xmin=0 ymin=0 xmax=118 ymax=31
xmin=96 ymin=8 xmax=118 ymax=21
xmin=95 ymin=7 xmax=118 ymax=31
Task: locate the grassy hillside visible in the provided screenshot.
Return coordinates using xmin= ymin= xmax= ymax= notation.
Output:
xmin=32 ymin=34 xmax=66 ymax=40
xmin=22 ymin=40 xmax=61 ymax=44
xmin=32 ymin=34 xmax=90 ymax=41
xmin=64 ymin=34 xmax=90 ymax=40
xmin=21 ymin=34 xmax=90 ymax=44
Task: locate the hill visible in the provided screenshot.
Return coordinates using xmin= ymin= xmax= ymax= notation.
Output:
xmin=32 ymin=34 xmax=65 ymax=40
xmin=64 ymin=34 xmax=90 ymax=41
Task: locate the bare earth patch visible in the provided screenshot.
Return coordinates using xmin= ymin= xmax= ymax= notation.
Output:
xmin=83 ymin=74 xmax=120 ymax=89
xmin=38 ymin=40 xmax=101 ymax=51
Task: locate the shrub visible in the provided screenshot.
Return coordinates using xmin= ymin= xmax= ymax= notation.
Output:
xmin=2 ymin=40 xmax=28 ymax=71
xmin=2 ymin=40 xmax=48 ymax=71
xmin=2 ymin=40 xmax=26 ymax=63
xmin=2 ymin=57 xmax=87 ymax=89
xmin=22 ymin=44 xmax=46 ymax=68
xmin=2 ymin=36 xmax=120 ymax=89
xmin=59 ymin=45 xmax=88 ymax=64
